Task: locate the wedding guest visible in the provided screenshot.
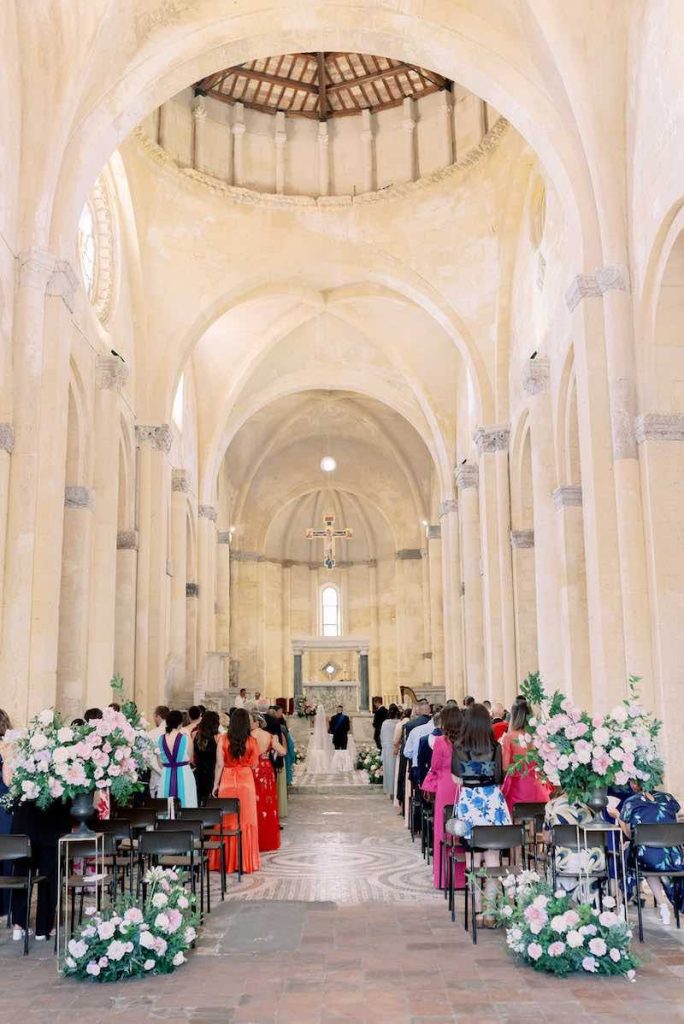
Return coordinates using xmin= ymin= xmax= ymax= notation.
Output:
xmin=84 ymin=707 xmax=103 ymax=721
xmin=422 ymin=704 xmax=464 ymax=891
xmin=396 ymin=707 xmax=418 ymax=813
xmin=392 ymin=710 xmax=411 ymax=808
xmin=251 ymin=712 xmax=285 ymax=851
xmin=264 ymin=708 xmax=288 ymax=819
xmin=451 ymin=703 xmax=511 ymax=925
xmin=184 ymin=705 xmax=202 ymax=742
xmin=500 ymin=697 xmax=550 ymax=814
xmin=234 ymin=688 xmax=248 ymax=709
xmin=10 ymin=797 xmax=72 ymax=942
xmin=108 ymin=702 xmax=121 ymax=712
xmin=610 ymin=780 xmax=684 ymax=925
xmin=402 ymin=700 xmax=432 ymax=822
xmin=380 ymin=704 xmax=400 ymax=798
xmin=0 ymin=709 xmax=12 ymax=913
xmin=372 ymin=697 xmax=389 ymax=750
xmin=417 ymin=710 xmax=442 ymax=785
xmin=158 ymin=710 xmax=197 ymax=808
xmin=463 ymin=695 xmax=475 ymax=708
xmin=545 ymin=791 xmax=605 ymax=900
xmin=210 ymin=707 xmax=260 ymax=874
xmin=491 ymin=701 xmax=508 ymax=741
xmin=148 ymin=704 xmax=169 ymax=798
xmin=405 ymin=705 xmax=441 ymax=781
xmin=483 ymin=700 xmax=492 ymax=713
xmin=193 ymin=710 xmax=220 ymax=806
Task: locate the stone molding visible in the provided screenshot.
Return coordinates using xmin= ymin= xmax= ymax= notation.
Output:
xmin=217 ymin=531 xmax=231 ymax=544
xmin=396 ymin=548 xmax=423 ymax=560
xmin=553 ymin=485 xmax=583 ymax=510
xmin=136 ymin=424 xmax=173 ymax=453
xmin=426 ymin=524 xmax=441 ymax=540
xmin=230 ymin=549 xmax=264 ymax=563
xmin=186 ymin=582 xmax=199 ymax=597
xmin=171 ymin=468 xmax=189 ymax=492
xmin=18 ymin=249 xmax=56 ymax=291
xmin=439 ymin=499 xmax=458 ymax=518
xmin=117 ymin=530 xmax=138 ymax=550
xmin=0 ymin=424 xmax=15 ymax=454
xmin=634 ymin=413 xmax=684 ymax=444
xmin=96 ymin=354 xmax=129 ymax=392
xmin=522 ymin=357 xmax=550 ymax=396
xmin=455 ymin=464 xmax=478 ymax=490
xmin=510 ymin=529 xmax=534 ymax=549
xmin=474 ymin=425 xmax=509 ymax=454
xmin=65 ymin=485 xmax=95 ymax=510
xmin=198 ymin=504 xmax=217 ymax=522
xmin=133 ymin=115 xmax=510 ymax=209
xmin=565 ymin=264 xmax=630 ymax=312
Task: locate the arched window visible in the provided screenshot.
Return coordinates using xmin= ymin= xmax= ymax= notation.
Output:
xmin=321 ymin=585 xmax=340 ymax=637
xmin=172 ymin=373 xmax=185 ymax=431
xmin=78 ymin=202 xmax=97 ymax=299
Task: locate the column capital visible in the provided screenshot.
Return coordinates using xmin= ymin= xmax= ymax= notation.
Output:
xmin=565 ymin=263 xmax=630 ymax=312
xmin=438 ymin=498 xmax=458 ymax=518
xmin=186 ymin=582 xmax=199 ymax=597
xmin=171 ymin=468 xmax=189 ymax=493
xmin=217 ymin=530 xmax=231 ymax=544
xmin=117 ymin=529 xmax=138 ymax=550
xmin=96 ymin=354 xmax=129 ymax=392
xmin=455 ymin=464 xmax=478 ymax=490
xmin=65 ymin=485 xmax=95 ymax=510
xmin=474 ymin=425 xmax=509 ymax=454
xmin=198 ymin=504 xmax=217 ymax=522
xmin=635 ymin=413 xmax=684 ymax=444
xmin=135 ymin=423 xmax=173 ymax=453
xmin=510 ymin=529 xmax=534 ymax=549
xmin=0 ymin=424 xmax=15 ymax=454
xmin=522 ymin=356 xmax=550 ymax=396
xmin=553 ymin=485 xmax=583 ymax=509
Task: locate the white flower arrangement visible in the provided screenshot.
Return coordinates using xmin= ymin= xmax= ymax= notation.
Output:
xmin=497 ymin=875 xmax=636 ymax=979
xmin=3 ymin=701 xmax=156 ymax=810
xmin=62 ymin=868 xmax=198 ymax=981
xmin=355 ymin=746 xmax=384 ymax=783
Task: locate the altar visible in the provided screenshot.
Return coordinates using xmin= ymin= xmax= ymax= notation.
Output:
xmin=305 ymin=680 xmax=359 ymax=712
xmin=292 ymin=635 xmax=370 ymax=712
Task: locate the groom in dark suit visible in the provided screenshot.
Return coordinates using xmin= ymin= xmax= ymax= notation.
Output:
xmin=328 ymin=705 xmax=351 ymax=750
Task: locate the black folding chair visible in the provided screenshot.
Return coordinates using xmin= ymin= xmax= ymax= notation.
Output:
xmin=0 ymin=835 xmax=45 ymax=956
xmin=64 ymin=834 xmax=119 ymax=933
xmin=178 ymin=807 xmax=227 ymax=900
xmin=443 ymin=816 xmax=467 ymax=922
xmin=206 ymin=797 xmax=243 ymax=881
xmin=155 ymin=819 xmax=210 ymax=916
xmin=550 ymin=824 xmax=608 ymax=907
xmin=466 ymin=825 xmax=525 ymax=944
xmin=138 ymin=797 xmax=180 ymax=818
xmin=94 ymin=818 xmax=134 ymax=895
xmin=137 ymin=829 xmax=196 ymax=907
xmin=512 ymin=802 xmax=547 ymax=870
xmin=632 ymin=822 xmax=684 ymax=942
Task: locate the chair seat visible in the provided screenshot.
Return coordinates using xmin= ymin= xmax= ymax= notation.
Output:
xmin=66 ymin=872 xmax=112 ymax=887
xmin=0 ymin=874 xmax=45 ymax=889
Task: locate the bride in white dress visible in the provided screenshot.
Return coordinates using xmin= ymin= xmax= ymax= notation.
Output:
xmin=306 ymin=704 xmax=333 ymax=773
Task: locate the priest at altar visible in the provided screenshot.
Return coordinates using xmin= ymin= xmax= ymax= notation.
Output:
xmin=328 ymin=706 xmax=351 ymax=750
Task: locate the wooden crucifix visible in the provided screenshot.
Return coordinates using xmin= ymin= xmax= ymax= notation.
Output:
xmin=305 ymin=512 xmax=353 ymax=570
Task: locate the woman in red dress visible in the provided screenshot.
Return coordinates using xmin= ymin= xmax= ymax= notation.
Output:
xmin=250 ymin=712 xmax=286 ymax=852
xmin=209 ymin=708 xmax=260 ymax=874
xmin=501 ymin=697 xmax=551 ymax=815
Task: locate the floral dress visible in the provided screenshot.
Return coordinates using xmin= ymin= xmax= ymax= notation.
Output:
xmin=620 ymin=790 xmax=684 ymax=911
xmin=545 ymin=795 xmax=605 ymax=898
xmin=452 ymin=743 xmax=511 ymax=841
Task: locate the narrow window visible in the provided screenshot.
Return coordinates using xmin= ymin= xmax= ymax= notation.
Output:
xmin=321 ymin=585 xmax=340 ymax=637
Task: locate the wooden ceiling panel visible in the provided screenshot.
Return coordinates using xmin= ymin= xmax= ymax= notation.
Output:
xmin=196 ymin=51 xmax=448 ymax=120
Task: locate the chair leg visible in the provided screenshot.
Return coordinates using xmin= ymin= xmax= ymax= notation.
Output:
xmin=220 ymin=842 xmax=226 ymax=901
xmin=238 ymin=831 xmax=243 ymax=881
xmin=24 ymin=876 xmax=31 ymax=957
xmin=635 ymin=861 xmax=644 ymax=943
xmin=674 ymin=879 xmax=681 ymax=930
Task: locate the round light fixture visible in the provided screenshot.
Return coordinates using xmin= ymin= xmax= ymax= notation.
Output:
xmin=320 ymin=456 xmax=337 ymax=473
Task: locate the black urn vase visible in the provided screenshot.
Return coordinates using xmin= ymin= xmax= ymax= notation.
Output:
xmin=70 ymin=790 xmax=96 ymax=836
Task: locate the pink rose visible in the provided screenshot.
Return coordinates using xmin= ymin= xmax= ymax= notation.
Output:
xmin=527 ymin=942 xmax=543 ymax=961
xmin=548 ymin=941 xmax=566 ymax=957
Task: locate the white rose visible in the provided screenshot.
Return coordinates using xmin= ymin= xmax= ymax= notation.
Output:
xmin=611 ymin=706 xmax=627 ymax=724
xmin=139 ymin=930 xmax=156 ymax=950
xmin=151 ymin=892 xmax=168 ymax=908
xmin=172 ymin=951 xmax=186 ymax=967
xmin=57 ymin=727 xmax=74 ymax=744
xmin=29 ymin=732 xmax=48 ymax=751
xmin=38 ymin=709 xmax=54 ymax=726
xmin=144 ymin=959 xmax=155 ymax=970
xmin=566 ymin=930 xmax=584 ymax=948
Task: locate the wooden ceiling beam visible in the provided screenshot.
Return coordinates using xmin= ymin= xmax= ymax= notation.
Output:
xmin=222 ymin=67 xmax=319 ymax=94
xmin=325 ymin=62 xmax=442 ymax=94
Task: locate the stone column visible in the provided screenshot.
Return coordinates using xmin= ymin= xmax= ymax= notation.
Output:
xmin=216 ymin=528 xmax=231 ymax=652
xmin=439 ymin=499 xmax=464 ymax=700
xmin=369 ymin=559 xmax=381 ymax=698
xmin=135 ymin=424 xmax=172 ymax=714
xmin=401 ymin=97 xmax=417 ymax=183
xmin=169 ymin=470 xmax=189 ymax=693
xmin=232 ymin=103 xmax=245 ymax=186
xmin=360 ymin=109 xmax=374 ymax=194
xmin=510 ymin=530 xmax=538 ymax=682
xmin=441 ymin=88 xmax=455 ymax=167
xmin=1 ymin=252 xmax=76 ymax=724
xmin=192 ymin=95 xmax=207 ymax=173
xmin=426 ymin=523 xmax=445 ymax=690
xmin=0 ymin=425 xmax=15 ymax=638
xmin=474 ymin=426 xmax=516 ymax=703
xmin=197 ymin=504 xmax=218 ymax=691
xmin=552 ymin=485 xmax=592 ymax=705
xmin=358 ymin=650 xmax=369 ymax=712
xmin=317 ymin=120 xmax=330 ymax=197
xmin=293 ymin=649 xmax=303 ymax=700
xmin=455 ymin=466 xmax=485 ymax=697
xmin=185 ymin=581 xmax=198 ymax=690
xmin=114 ymin=530 xmax=138 ymax=688
xmin=57 ymin=486 xmax=95 ymax=720
xmin=281 ymin=561 xmax=291 ymax=698
xmin=522 ymin=358 xmax=566 ymax=692
xmin=275 ymin=111 xmax=287 ymax=195
xmin=420 ymin=543 xmax=433 ymax=684
xmin=86 ymin=356 xmax=129 ymax=706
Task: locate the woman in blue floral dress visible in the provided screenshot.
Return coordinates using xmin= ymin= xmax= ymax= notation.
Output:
xmin=451 ymin=703 xmax=511 ymax=925
xmin=611 ymin=783 xmax=684 ymax=925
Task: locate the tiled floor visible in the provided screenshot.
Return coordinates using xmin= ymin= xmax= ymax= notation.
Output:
xmin=2 ymin=786 xmax=684 ymax=1023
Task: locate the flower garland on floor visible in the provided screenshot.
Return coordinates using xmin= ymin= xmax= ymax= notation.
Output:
xmin=63 ymin=868 xmax=198 ymax=981
xmin=513 ymin=673 xmax=663 ymax=802
xmin=496 ymin=872 xmax=637 ymax=979
xmin=3 ymin=702 xmax=156 ymax=809
xmin=356 ymin=746 xmax=383 ymax=783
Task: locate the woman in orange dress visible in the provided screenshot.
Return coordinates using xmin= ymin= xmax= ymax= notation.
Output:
xmin=209 ymin=708 xmax=260 ymax=874
xmin=501 ymin=697 xmax=551 ymax=815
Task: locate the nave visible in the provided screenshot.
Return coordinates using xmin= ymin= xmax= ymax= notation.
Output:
xmin=2 ymin=785 xmax=683 ymax=1024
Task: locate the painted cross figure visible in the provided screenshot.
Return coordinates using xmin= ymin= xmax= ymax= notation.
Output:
xmin=305 ymin=512 xmax=353 ymax=570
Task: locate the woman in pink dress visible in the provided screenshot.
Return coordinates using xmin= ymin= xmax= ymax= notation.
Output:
xmin=422 ymin=704 xmax=465 ymax=891
xmin=501 ymin=697 xmax=551 ymax=814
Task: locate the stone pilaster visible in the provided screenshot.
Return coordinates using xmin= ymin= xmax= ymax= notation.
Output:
xmin=455 ymin=464 xmax=484 ymax=697
xmin=438 ymin=498 xmax=463 ymax=699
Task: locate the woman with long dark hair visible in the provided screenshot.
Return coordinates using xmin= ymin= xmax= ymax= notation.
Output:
xmin=500 ymin=697 xmax=550 ymax=814
xmin=422 ymin=704 xmax=464 ymax=890
xmin=380 ymin=704 xmax=399 ymax=798
xmin=158 ymin=709 xmax=197 ymax=808
xmin=209 ymin=707 xmax=260 ymax=874
xmin=451 ymin=703 xmax=511 ymax=924
xmin=250 ymin=712 xmax=285 ymax=852
xmin=193 ymin=710 xmax=220 ymax=806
